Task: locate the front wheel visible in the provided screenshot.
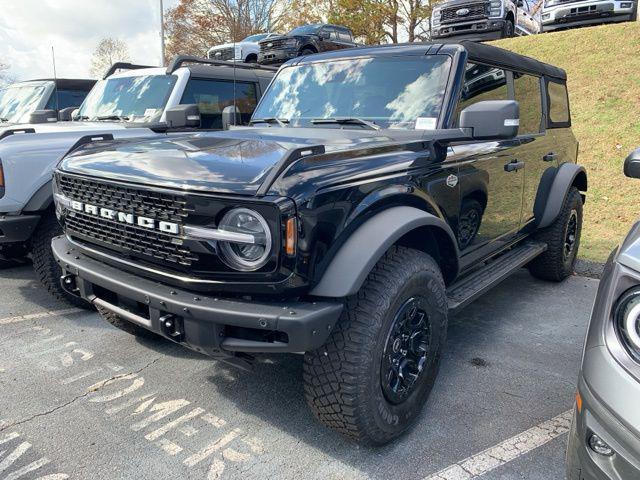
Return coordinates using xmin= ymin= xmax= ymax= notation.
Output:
xmin=502 ymin=19 xmax=515 ymax=37
xmin=32 ymin=213 xmax=91 ymax=308
xmin=528 ymin=186 xmax=583 ymax=282
xmin=303 ymin=246 xmax=448 ymax=445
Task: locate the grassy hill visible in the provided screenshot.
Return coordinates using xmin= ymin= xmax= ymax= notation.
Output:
xmin=491 ymin=21 xmax=640 ymax=261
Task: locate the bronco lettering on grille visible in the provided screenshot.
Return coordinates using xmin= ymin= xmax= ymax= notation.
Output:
xmin=70 ymin=201 xmax=180 ymax=234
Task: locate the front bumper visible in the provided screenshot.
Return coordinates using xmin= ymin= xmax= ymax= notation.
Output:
xmin=431 ymin=19 xmax=505 ymax=41
xmin=52 ymin=235 xmax=343 ymax=357
xmin=542 ymin=1 xmax=635 ymax=30
xmin=566 ymin=347 xmax=640 ymax=479
xmin=258 ymin=48 xmax=299 ymax=65
xmin=0 ymin=213 xmax=40 ymax=244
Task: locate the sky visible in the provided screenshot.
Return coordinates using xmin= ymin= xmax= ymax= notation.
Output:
xmin=0 ymin=0 xmax=180 ymax=81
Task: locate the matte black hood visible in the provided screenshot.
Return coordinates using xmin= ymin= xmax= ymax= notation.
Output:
xmin=58 ymin=128 xmax=399 ymax=195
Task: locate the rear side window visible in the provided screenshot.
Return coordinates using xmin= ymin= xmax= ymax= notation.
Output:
xmin=456 ymin=63 xmax=508 ymax=122
xmin=547 ymin=80 xmax=570 ymax=126
xmin=338 ymin=29 xmax=352 ymax=41
xmin=180 ymin=79 xmax=258 ymax=129
xmin=45 ymin=89 xmax=89 ymax=110
xmin=513 ymin=73 xmax=543 ymax=135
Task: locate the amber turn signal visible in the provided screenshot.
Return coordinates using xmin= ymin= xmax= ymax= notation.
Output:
xmin=285 ymin=217 xmax=296 ymax=256
xmin=575 ymin=391 xmax=582 ymax=414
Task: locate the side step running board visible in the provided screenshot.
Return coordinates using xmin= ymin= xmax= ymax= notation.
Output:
xmin=447 ymin=242 xmax=547 ymax=313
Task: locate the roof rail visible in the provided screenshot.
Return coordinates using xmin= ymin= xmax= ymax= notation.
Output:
xmin=103 ymin=62 xmax=155 ymax=80
xmin=166 ymin=55 xmax=278 ymax=74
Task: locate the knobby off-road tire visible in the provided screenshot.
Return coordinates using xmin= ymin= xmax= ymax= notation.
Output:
xmin=303 ymin=246 xmax=448 ymax=445
xmin=32 ymin=213 xmax=90 ymax=309
xmin=528 ymin=186 xmax=583 ymax=282
xmin=96 ymin=306 xmax=160 ymax=339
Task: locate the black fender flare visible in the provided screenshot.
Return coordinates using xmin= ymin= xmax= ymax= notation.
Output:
xmin=537 ymin=163 xmax=587 ymax=229
xmin=23 ymin=180 xmax=53 ymax=212
xmin=310 ymin=206 xmax=459 ymax=298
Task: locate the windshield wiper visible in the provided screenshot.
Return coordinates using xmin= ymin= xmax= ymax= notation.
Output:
xmin=75 ymin=115 xmax=90 ymax=121
xmin=249 ymin=117 xmax=289 ymax=127
xmin=0 ymin=117 xmax=9 ymax=122
xmin=310 ymin=117 xmax=381 ymax=130
xmin=96 ymin=115 xmax=130 ymax=121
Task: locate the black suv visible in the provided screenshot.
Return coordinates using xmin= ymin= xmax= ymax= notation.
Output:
xmin=257 ymin=23 xmax=357 ymax=65
xmin=51 ymin=41 xmax=586 ymax=445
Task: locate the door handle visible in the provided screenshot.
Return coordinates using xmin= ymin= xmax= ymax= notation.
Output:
xmin=543 ymin=152 xmax=557 ymax=162
xmin=504 ymin=160 xmax=525 ymax=172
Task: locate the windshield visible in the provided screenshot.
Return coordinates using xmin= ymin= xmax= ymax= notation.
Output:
xmin=288 ymin=25 xmax=321 ymax=35
xmin=252 ymin=56 xmax=452 ymax=130
xmin=76 ymin=74 xmax=177 ymax=123
xmin=0 ymin=82 xmax=50 ymax=123
xmin=243 ymin=33 xmax=270 ymax=42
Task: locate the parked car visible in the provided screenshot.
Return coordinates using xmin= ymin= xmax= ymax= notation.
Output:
xmin=257 ymin=23 xmax=357 ymax=65
xmin=431 ymin=0 xmax=541 ymax=41
xmin=541 ymin=0 xmax=637 ymax=32
xmin=565 ymin=148 xmax=640 ymax=480
xmin=0 ymin=78 xmax=95 ymax=125
xmin=207 ymin=32 xmax=281 ymax=63
xmin=51 ymin=41 xmax=585 ymax=445
xmin=0 ymin=56 xmax=274 ymax=307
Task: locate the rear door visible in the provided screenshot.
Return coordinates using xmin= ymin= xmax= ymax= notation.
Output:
xmin=450 ymin=63 xmax=525 ymax=261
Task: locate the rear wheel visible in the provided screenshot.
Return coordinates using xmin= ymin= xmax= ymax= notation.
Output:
xmin=32 ymin=213 xmax=90 ymax=308
xmin=528 ymin=187 xmax=583 ymax=282
xmin=303 ymin=246 xmax=448 ymax=445
xmin=631 ymin=4 xmax=638 ymax=21
xmin=97 ymin=306 xmax=160 ymax=339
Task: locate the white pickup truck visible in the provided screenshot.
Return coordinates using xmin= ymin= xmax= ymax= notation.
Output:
xmin=0 ymin=57 xmax=274 ymax=306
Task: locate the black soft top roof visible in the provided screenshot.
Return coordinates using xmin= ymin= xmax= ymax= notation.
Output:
xmin=460 ymin=41 xmax=566 ymax=81
xmin=293 ymin=40 xmax=567 ymax=81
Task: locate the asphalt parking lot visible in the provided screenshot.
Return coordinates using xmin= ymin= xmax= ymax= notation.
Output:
xmin=0 ymin=261 xmax=598 ymax=480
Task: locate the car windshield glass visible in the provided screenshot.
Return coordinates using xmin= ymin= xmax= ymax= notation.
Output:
xmin=0 ymin=82 xmax=50 ymax=123
xmin=76 ymin=74 xmax=177 ymax=123
xmin=243 ymin=33 xmax=269 ymax=42
xmin=288 ymin=25 xmax=321 ymax=35
xmin=252 ymin=55 xmax=452 ymax=130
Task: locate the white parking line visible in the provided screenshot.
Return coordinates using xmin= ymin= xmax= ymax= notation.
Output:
xmin=0 ymin=308 xmax=83 ymax=326
xmin=424 ymin=410 xmax=573 ymax=480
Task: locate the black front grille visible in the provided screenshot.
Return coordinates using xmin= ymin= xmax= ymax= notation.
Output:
xmin=208 ymin=47 xmax=234 ymax=61
xmin=441 ymin=2 xmax=488 ymax=23
xmin=260 ymin=39 xmax=290 ymax=52
xmin=57 ymin=174 xmax=197 ymax=267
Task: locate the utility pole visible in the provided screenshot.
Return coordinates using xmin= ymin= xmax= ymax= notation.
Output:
xmin=159 ymin=0 xmax=166 ymax=66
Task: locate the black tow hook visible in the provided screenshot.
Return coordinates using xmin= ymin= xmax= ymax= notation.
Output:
xmin=160 ymin=313 xmax=185 ymax=342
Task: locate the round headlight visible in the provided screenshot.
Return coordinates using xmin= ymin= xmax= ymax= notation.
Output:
xmin=615 ymin=288 xmax=640 ymax=362
xmin=218 ymin=208 xmax=272 ymax=271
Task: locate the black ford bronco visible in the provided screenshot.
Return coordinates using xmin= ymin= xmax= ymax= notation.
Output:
xmin=51 ymin=41 xmax=586 ymax=445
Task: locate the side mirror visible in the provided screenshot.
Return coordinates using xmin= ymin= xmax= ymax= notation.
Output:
xmin=58 ymin=107 xmax=77 ymax=121
xmin=222 ymin=105 xmax=240 ymax=130
xmin=460 ymin=100 xmax=520 ymax=140
xmin=624 ymin=148 xmax=640 ymax=179
xmin=517 ymin=0 xmax=524 ymax=6
xmin=165 ymin=104 xmax=201 ymax=129
xmin=318 ymin=31 xmax=330 ymax=40
xmin=71 ymin=108 xmax=80 ymax=120
xmin=29 ymin=109 xmax=58 ymax=124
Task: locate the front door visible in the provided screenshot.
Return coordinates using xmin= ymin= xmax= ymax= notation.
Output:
xmin=451 ymin=63 xmax=525 ymax=263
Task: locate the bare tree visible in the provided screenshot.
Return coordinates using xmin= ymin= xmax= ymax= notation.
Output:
xmin=165 ymin=0 xmax=287 ymax=60
xmin=0 ymin=60 xmax=13 ymax=87
xmin=89 ymin=38 xmax=131 ymax=78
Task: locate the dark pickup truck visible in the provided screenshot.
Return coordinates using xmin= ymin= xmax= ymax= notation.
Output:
xmin=51 ymin=41 xmax=586 ymax=445
xmin=257 ymin=23 xmax=357 ymax=65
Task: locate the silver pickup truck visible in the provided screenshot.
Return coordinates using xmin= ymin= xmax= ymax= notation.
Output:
xmin=542 ymin=0 xmax=637 ymax=31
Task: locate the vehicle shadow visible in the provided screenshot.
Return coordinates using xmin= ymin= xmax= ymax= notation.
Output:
xmin=195 ymin=270 xmax=593 ymax=478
